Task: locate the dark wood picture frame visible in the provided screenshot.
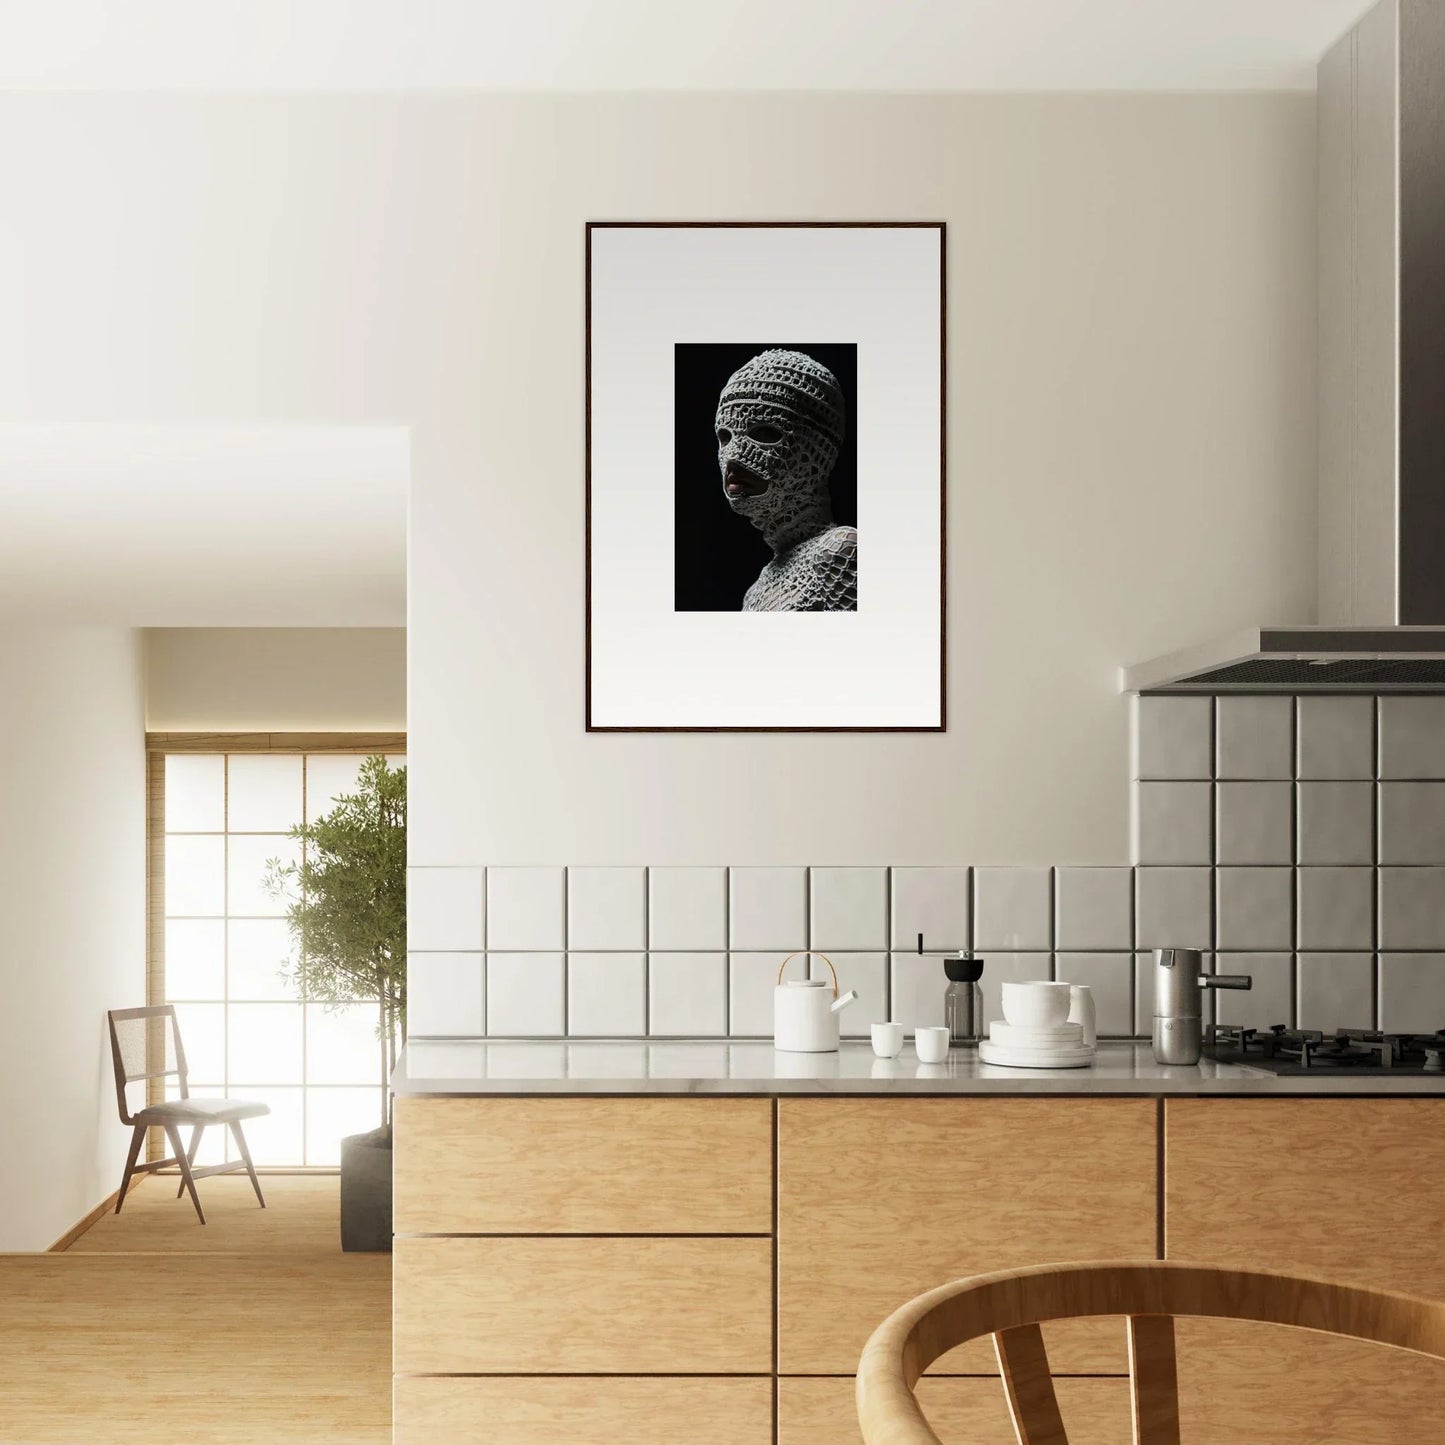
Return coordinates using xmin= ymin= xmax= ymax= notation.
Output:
xmin=585 ymin=220 xmax=947 ymax=733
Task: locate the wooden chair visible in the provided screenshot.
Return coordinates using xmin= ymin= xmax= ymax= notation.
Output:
xmin=855 ymin=1259 xmax=1445 ymax=1445
xmin=107 ymin=1005 xmax=270 ymax=1225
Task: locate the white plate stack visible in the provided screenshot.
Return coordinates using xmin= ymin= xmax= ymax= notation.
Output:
xmin=978 ymin=981 xmax=1096 ymax=1069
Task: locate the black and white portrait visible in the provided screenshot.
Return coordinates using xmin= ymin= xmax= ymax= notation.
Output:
xmin=674 ymin=343 xmax=858 ymax=613
xmin=587 ymin=222 xmax=943 ymax=730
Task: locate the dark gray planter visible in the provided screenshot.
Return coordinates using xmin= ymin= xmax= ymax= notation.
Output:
xmin=340 ymin=1125 xmax=393 ymax=1253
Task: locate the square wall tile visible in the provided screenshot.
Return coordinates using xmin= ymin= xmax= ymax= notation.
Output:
xmin=890 ymin=867 xmax=970 ymax=951
xmin=407 ymin=867 xmax=484 ymax=952
xmin=1055 ymin=868 xmax=1133 ymax=950
xmin=1297 ymin=696 xmax=1375 ymax=779
xmin=1297 ymin=782 xmax=1374 ymax=865
xmin=1135 ymin=952 xmax=1215 ymax=1034
xmin=648 ymin=867 xmax=726 ymax=951
xmin=1133 ymin=783 xmax=1213 ymax=865
xmin=486 ymin=867 xmax=565 ymax=951
xmin=486 ymin=953 xmax=564 ymax=1036
xmin=1055 ymin=954 xmax=1132 ymax=1037
xmin=406 ymin=952 xmax=484 ymax=1036
xmin=1134 ymin=695 xmax=1212 ymax=779
xmin=1298 ymin=953 xmax=1375 ymax=1033
xmin=728 ymin=952 xmax=783 ymax=1036
xmin=810 ymin=867 xmax=888 ymax=951
xmin=648 ymin=953 xmax=726 ymax=1037
xmin=1379 ymin=697 xmax=1445 ymax=779
xmin=1379 ymin=783 xmax=1445 ymax=864
xmin=566 ymin=867 xmax=646 ymax=950
xmin=973 ymin=868 xmax=1052 ymax=950
xmin=1215 ymin=868 xmax=1293 ymax=951
xmin=979 ymin=954 xmax=1053 ymax=1032
xmin=1136 ymin=869 xmax=1212 ymax=952
xmin=567 ymin=952 xmax=646 ymax=1036
xmin=1217 ymin=696 xmax=1294 ymax=780
xmin=809 ymin=952 xmax=886 ymax=1037
xmin=1297 ymin=868 xmax=1374 ymax=950
xmin=1215 ymin=783 xmax=1293 ymax=865
xmin=1214 ymin=953 xmax=1292 ymax=1028
xmin=889 ymin=952 xmax=946 ymax=1028
xmin=1379 ymin=953 xmax=1445 ymax=1032
xmin=1379 ymin=867 xmax=1445 ymax=950
xmin=729 ymin=867 xmax=807 ymax=951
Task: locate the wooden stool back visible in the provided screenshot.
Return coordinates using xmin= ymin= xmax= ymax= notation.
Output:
xmin=855 ymin=1260 xmax=1445 ymax=1445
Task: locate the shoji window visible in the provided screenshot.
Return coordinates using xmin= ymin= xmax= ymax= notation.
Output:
xmin=151 ymin=737 xmax=405 ymax=1167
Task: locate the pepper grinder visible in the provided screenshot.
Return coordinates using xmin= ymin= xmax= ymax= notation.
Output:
xmin=944 ymin=953 xmax=985 ymax=1047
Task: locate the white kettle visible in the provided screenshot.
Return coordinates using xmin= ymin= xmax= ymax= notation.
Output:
xmin=774 ymin=952 xmax=859 ymax=1053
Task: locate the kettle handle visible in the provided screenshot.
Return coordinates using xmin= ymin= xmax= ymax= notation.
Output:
xmin=777 ymin=950 xmax=839 ymax=998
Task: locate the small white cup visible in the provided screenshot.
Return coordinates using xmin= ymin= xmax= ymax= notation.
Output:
xmin=914 ymin=1026 xmax=951 ymax=1064
xmin=1067 ymin=983 xmax=1097 ymax=1047
xmin=871 ymin=1022 xmax=905 ymax=1058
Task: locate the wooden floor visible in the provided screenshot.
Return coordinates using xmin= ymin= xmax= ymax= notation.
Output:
xmin=1 ymin=1174 xmax=391 ymax=1444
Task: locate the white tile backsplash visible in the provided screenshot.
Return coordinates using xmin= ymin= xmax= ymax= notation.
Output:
xmin=648 ymin=867 xmax=727 ymax=951
xmin=486 ymin=952 xmax=565 ymax=1036
xmin=1136 ymin=868 xmax=1212 ymax=951
xmin=1214 ymin=953 xmax=1292 ymax=1028
xmin=1378 ymin=867 xmax=1445 ymax=950
xmin=407 ymin=952 xmax=484 ymax=1036
xmin=728 ymin=867 xmax=807 ymax=951
xmin=809 ymin=867 xmax=888 ymax=951
xmin=1055 ymin=868 xmax=1132 ymax=951
xmin=1296 ymin=867 xmax=1374 ymax=950
xmin=888 ymin=951 xmax=945 ymax=1028
xmin=1134 ymin=783 xmax=1213 ymax=865
xmin=1378 ymin=783 xmax=1445 ymax=865
xmin=728 ymin=952 xmax=783 ymax=1036
xmin=567 ymin=866 xmax=646 ymax=950
xmin=889 ymin=866 xmax=970 ymax=951
xmin=1216 ymin=696 xmax=1294 ymax=780
xmin=1215 ymin=782 xmax=1293 ymax=866
xmin=1378 ymin=697 xmax=1445 ymax=779
xmin=1297 ymin=953 xmax=1375 ymax=1033
xmin=1134 ymin=695 xmax=1212 ymax=780
xmin=1297 ymin=695 xmax=1375 ymax=779
xmin=487 ymin=867 xmax=565 ymax=951
xmin=1055 ymin=954 xmax=1133 ymax=1037
xmin=1297 ymin=781 xmax=1374 ymax=865
xmin=1379 ymin=953 xmax=1445 ymax=1031
xmin=567 ymin=952 xmax=647 ymax=1036
xmin=1215 ymin=868 xmax=1293 ymax=951
xmin=648 ymin=953 xmax=727 ymax=1037
xmin=973 ymin=868 xmax=1052 ymax=950
xmin=407 ymin=867 xmax=484 ymax=952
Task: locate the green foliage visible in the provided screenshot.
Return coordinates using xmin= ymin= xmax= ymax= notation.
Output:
xmin=264 ymin=755 xmax=407 ymax=1085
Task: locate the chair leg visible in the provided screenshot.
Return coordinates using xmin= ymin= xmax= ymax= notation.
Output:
xmin=164 ymin=1122 xmax=206 ymax=1224
xmin=229 ymin=1119 xmax=266 ymax=1209
xmin=114 ymin=1123 xmax=147 ymax=1215
xmin=176 ymin=1123 xmax=204 ymax=1198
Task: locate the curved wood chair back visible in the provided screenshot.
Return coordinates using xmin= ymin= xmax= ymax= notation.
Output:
xmin=855 ymin=1260 xmax=1445 ymax=1445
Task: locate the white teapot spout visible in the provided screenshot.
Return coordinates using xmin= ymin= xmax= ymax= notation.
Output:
xmin=831 ymin=989 xmax=860 ymax=1014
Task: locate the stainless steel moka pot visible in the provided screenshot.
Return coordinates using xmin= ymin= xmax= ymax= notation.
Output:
xmin=1152 ymin=948 xmax=1252 ymax=1065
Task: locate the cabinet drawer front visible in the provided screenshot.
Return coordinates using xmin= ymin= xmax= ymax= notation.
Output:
xmin=394 ymin=1236 xmax=773 ymax=1374
xmin=779 ymin=1376 xmax=1131 ymax=1445
xmin=778 ymin=1098 xmax=1157 ymax=1374
xmin=394 ymin=1097 xmax=772 ymax=1235
xmin=395 ymin=1377 xmax=773 ymax=1445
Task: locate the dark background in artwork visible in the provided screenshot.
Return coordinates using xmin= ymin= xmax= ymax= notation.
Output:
xmin=674 ymin=342 xmax=857 ymax=612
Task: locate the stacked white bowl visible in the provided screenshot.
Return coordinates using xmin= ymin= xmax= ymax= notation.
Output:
xmin=978 ymin=981 xmax=1096 ymax=1069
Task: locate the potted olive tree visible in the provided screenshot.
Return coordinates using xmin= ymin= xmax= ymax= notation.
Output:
xmin=265 ymin=755 xmax=406 ymax=1252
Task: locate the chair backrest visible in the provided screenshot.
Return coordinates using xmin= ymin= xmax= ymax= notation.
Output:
xmin=107 ymin=1006 xmax=189 ymax=1125
xmin=855 ymin=1260 xmax=1445 ymax=1445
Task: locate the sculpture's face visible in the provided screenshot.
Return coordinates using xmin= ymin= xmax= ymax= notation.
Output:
xmin=715 ymin=350 xmax=844 ymax=539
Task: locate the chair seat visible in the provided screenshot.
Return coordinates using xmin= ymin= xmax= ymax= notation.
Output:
xmin=135 ymin=1097 xmax=271 ymax=1125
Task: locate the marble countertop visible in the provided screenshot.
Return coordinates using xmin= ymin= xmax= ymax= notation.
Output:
xmin=392 ymin=1039 xmax=1445 ymax=1096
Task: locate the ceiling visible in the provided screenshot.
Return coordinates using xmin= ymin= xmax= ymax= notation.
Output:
xmin=0 ymin=425 xmax=408 ymax=626
xmin=0 ymin=0 xmax=1378 ymax=92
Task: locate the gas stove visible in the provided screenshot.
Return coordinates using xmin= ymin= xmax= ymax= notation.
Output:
xmin=1204 ymin=1025 xmax=1445 ymax=1076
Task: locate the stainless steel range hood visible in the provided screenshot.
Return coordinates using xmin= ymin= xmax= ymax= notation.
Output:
xmin=1124 ymin=0 xmax=1445 ymax=695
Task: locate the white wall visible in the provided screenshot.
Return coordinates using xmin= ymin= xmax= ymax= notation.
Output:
xmin=145 ymin=628 xmax=407 ymax=731
xmin=0 ymin=92 xmax=1317 ymax=868
xmin=0 ymin=628 xmax=145 ymax=1250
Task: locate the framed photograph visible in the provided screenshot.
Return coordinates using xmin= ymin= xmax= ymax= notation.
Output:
xmin=586 ymin=222 xmax=945 ymax=731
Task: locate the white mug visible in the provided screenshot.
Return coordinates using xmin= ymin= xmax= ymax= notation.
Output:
xmin=914 ymin=1026 xmax=951 ymax=1064
xmin=1067 ymin=984 xmax=1097 ymax=1047
xmin=871 ymin=1022 xmax=905 ymax=1058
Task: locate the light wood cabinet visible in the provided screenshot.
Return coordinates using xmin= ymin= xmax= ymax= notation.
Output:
xmin=393 ymin=1235 xmax=773 ymax=1374
xmin=393 ymin=1096 xmax=772 ymax=1234
xmin=1165 ymin=1099 xmax=1445 ymax=1443
xmin=777 ymin=1098 xmax=1158 ymax=1374
xmin=779 ymin=1376 xmax=1131 ymax=1445
xmin=395 ymin=1377 xmax=774 ymax=1445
